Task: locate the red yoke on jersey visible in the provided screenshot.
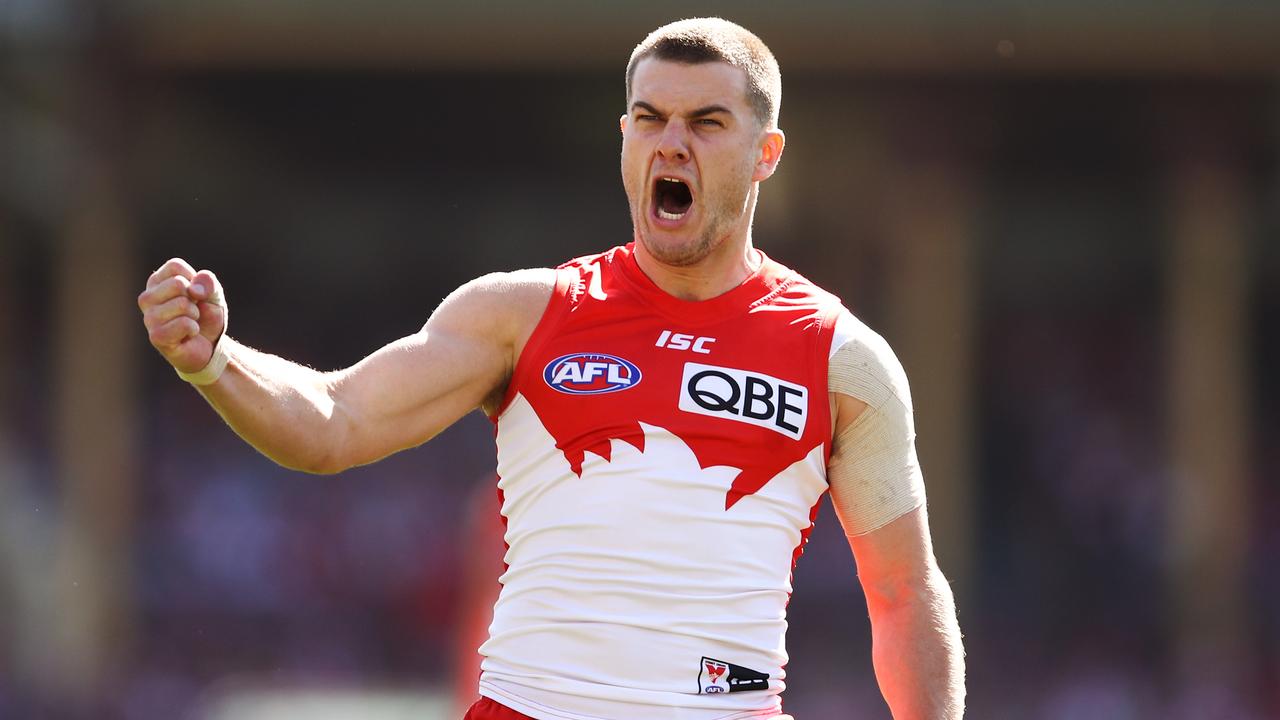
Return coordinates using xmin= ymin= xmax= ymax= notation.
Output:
xmin=495 ymin=243 xmax=838 ymax=509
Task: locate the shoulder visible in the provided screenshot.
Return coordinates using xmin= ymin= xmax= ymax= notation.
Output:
xmin=463 ymin=263 xmax=558 ymax=294
xmin=461 ymin=267 xmax=558 ymax=302
xmin=555 ymin=244 xmax=628 ymax=272
xmin=828 ymin=308 xmax=912 ymax=411
xmin=750 ymin=253 xmax=900 ymax=396
xmin=429 ymin=268 xmax=557 ymax=340
xmin=756 ymin=253 xmax=846 ymax=317
xmin=447 ymin=267 xmax=556 ymax=305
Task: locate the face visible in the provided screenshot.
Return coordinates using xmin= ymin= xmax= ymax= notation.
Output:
xmin=620 ymin=58 xmax=783 ymax=268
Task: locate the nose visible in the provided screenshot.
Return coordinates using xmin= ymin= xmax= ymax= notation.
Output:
xmin=656 ymin=120 xmax=690 ymax=163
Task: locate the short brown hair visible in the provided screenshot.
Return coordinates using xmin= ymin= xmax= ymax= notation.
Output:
xmin=626 ymin=18 xmax=781 ymax=129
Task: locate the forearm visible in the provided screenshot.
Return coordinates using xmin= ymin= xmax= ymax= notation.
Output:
xmin=867 ymin=564 xmax=965 ymax=719
xmin=195 ymin=337 xmax=347 ymax=473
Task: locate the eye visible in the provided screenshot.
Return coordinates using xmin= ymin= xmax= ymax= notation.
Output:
xmin=635 ymin=113 xmax=662 ymax=122
xmin=695 ymin=118 xmax=724 ymax=128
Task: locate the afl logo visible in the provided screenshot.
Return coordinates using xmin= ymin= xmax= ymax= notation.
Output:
xmin=543 ymin=353 xmax=642 ymax=395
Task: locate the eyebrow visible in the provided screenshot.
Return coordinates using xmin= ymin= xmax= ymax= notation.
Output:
xmin=631 ymin=101 xmax=734 ymax=119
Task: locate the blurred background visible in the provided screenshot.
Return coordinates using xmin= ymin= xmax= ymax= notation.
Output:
xmin=2 ymin=1 xmax=1278 ymax=718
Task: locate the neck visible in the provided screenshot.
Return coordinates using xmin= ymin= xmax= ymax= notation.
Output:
xmin=632 ymin=232 xmax=761 ymax=302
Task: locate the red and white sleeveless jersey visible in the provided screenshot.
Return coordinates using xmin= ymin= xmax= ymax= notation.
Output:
xmin=480 ymin=244 xmax=845 ymax=720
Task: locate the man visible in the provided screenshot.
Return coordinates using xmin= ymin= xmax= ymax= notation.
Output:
xmin=138 ymin=18 xmax=965 ymax=720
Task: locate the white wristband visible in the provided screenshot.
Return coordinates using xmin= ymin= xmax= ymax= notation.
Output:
xmin=176 ymin=334 xmax=230 ymax=386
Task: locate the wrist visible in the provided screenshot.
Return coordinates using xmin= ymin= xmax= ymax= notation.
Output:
xmin=176 ymin=334 xmax=230 ymax=386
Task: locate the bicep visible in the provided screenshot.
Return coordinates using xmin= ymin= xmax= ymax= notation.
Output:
xmin=827 ymin=389 xmax=925 ymax=538
xmin=331 ymin=327 xmax=505 ymax=463
xmin=326 ymin=269 xmax=553 ymax=469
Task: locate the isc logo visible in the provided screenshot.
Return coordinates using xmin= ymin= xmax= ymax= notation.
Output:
xmin=655 ymin=330 xmax=716 ymax=354
xmin=678 ymin=362 xmax=807 ymax=439
xmin=544 ymin=353 xmax=642 ymax=395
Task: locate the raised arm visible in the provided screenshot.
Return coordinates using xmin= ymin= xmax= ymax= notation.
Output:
xmin=138 ymin=258 xmax=554 ymax=474
xmin=826 ymin=318 xmax=965 ymax=718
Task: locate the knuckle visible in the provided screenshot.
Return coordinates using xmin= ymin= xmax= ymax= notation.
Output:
xmin=159 ymin=276 xmax=186 ymax=298
xmin=156 ymin=259 xmax=194 ymax=282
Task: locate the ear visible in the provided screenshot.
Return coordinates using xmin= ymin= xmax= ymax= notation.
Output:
xmin=752 ymin=128 xmax=786 ymax=182
xmin=619 ymin=113 xmax=628 ymax=134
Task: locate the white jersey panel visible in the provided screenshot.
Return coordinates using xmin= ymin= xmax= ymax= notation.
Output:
xmin=480 ymin=392 xmax=828 ymax=720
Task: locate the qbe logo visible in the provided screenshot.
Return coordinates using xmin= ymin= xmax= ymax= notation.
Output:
xmin=543 ymin=353 xmax=642 ymax=395
xmin=678 ymin=362 xmax=807 ymax=439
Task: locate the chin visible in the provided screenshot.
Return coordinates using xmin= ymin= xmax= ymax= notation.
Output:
xmin=638 ymin=231 xmax=720 ymax=268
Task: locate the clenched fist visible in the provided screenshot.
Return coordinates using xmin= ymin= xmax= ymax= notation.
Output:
xmin=138 ymin=258 xmax=228 ymax=375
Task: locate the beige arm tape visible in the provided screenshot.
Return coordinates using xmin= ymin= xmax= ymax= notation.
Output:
xmin=826 ymin=314 xmax=926 ymax=536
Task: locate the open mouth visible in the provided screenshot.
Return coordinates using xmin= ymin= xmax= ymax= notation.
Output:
xmin=652 ymin=177 xmax=693 ymax=221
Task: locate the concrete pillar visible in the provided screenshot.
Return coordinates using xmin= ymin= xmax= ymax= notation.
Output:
xmin=47 ymin=168 xmax=141 ymax=703
xmin=41 ymin=5 xmax=143 ymax=702
xmin=1164 ymin=139 xmax=1253 ymax=682
xmin=879 ymin=91 xmax=987 ymax=602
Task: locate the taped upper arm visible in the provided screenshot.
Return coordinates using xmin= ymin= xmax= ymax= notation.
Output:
xmin=826 ymin=310 xmax=926 ymax=537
